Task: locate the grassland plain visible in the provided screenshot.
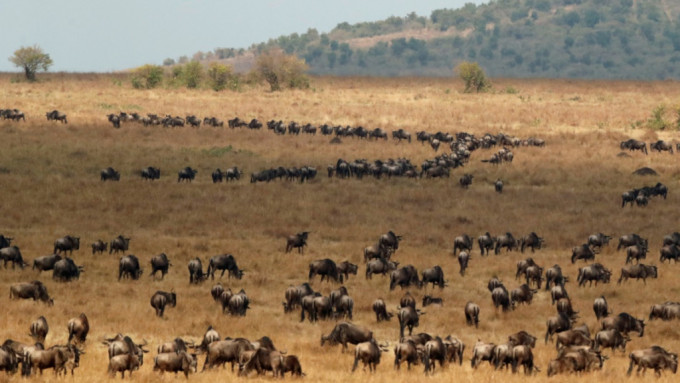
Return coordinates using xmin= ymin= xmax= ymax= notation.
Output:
xmin=0 ymin=74 xmax=679 ymax=382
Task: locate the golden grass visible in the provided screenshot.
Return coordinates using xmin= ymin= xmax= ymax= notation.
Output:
xmin=0 ymin=74 xmax=679 ymax=382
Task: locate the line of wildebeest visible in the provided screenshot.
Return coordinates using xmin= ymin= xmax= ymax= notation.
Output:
xmin=2 ymin=227 xmax=679 ymax=377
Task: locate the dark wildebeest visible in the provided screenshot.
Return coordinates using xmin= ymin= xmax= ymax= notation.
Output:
xmin=627 ymin=346 xmax=678 ymax=376
xmin=321 ymin=322 xmax=373 ymax=352
xmin=30 ymin=316 xmax=49 ymax=344
xmin=337 ymin=261 xmax=358 ymax=281
xmin=46 ymin=110 xmax=68 ymax=123
xmin=379 ymin=231 xmax=402 ymax=252
xmin=52 ymin=257 xmax=83 ymax=282
xmin=618 ymin=264 xmax=658 ymax=284
xmin=390 ymin=265 xmax=421 ymax=290
xmin=0 ymin=234 xmax=12 ymax=249
xmin=555 ymin=329 xmax=592 ymax=350
xmin=334 ymin=295 xmax=354 ymax=320
xmin=421 ymin=265 xmax=445 ymax=289
xmin=177 ymin=167 xmax=198 ymax=182
xmin=211 ymin=169 xmax=223 ymax=183
xmin=545 ymin=264 xmax=567 ymax=291
xmin=422 ymin=336 xmax=447 ymax=375
xmin=594 ymin=329 xmax=629 ymax=354
xmin=207 ymin=254 xmax=244 ymax=280
xmin=108 ymin=353 xmax=140 ymax=378
xmin=625 ymin=244 xmax=648 ymax=264
xmin=394 ymin=340 xmax=421 ymax=370
xmin=280 ymin=355 xmax=304 ymax=377
xmin=105 ymin=335 xmax=149 ymax=367
xmin=32 ymin=253 xmax=62 ymax=272
xmin=459 ymin=173 xmax=473 ymax=189
xmin=109 ymin=235 xmax=130 ymax=254
xmin=201 ymin=337 xmax=254 ymax=371
xmin=422 ymin=295 xmax=442 ymax=307
xmin=67 ymin=313 xmax=89 ymax=344
xmin=620 ymin=138 xmax=648 ymax=154
xmin=224 ymin=167 xmax=242 ymax=181
xmin=286 ymin=232 xmax=309 ymax=254
xmin=520 ymin=232 xmax=544 ymax=253
xmin=372 ymin=298 xmax=393 ymax=322
xmin=0 ymin=246 xmax=27 ymax=269
xmin=510 ymin=284 xmax=536 ymax=306
xmin=118 ymin=255 xmax=142 ymax=280
xmin=392 ymin=129 xmax=411 ymax=143
xmin=107 ymin=114 xmax=121 ymax=128
xmin=399 ymin=291 xmax=416 ymax=309
xmin=601 ymin=312 xmax=645 ymax=337
xmin=465 ymin=301 xmax=480 ymax=328
xmin=453 ymin=234 xmax=473 ymax=256
xmin=511 ymin=345 xmax=536 ymax=375
xmin=282 ymin=282 xmax=314 ymax=313
xmin=458 ymin=251 xmax=469 ymax=276
xmin=508 ymin=331 xmax=537 ymax=348
xmin=593 ymin=296 xmax=611 ymax=320
xmin=141 ymin=166 xmax=160 ymax=180
xmin=53 ymin=236 xmax=80 ymax=255
xmin=352 ymin=339 xmax=386 ymax=373
xmin=363 ymin=243 xmax=391 ymax=262
xmin=492 ymin=286 xmax=513 ymax=312
xmin=100 ymin=167 xmax=120 ymax=181
xmin=471 ymin=341 xmax=496 ymax=368
xmin=588 ymin=233 xmax=612 ymax=252
xmin=545 ymin=313 xmax=574 ymax=343
xmin=660 ymin=244 xmax=680 ymax=263
xmin=187 ymin=258 xmax=206 ymax=284
xmin=578 ymin=263 xmax=611 ymax=287
xmin=516 ymin=258 xmax=537 ymax=280
xmin=551 ymin=284 xmax=570 ymax=303
xmin=365 ymin=258 xmax=398 ymax=279
xmin=487 ymin=277 xmax=504 ymax=292
xmin=398 ymin=306 xmax=423 ymax=338
xmin=149 ymin=253 xmax=171 ymax=280
xmin=25 ymin=343 xmax=82 ymax=376
xmin=228 ymin=289 xmax=249 ymax=316
xmin=153 ymin=351 xmax=197 ymax=378
xmin=150 ymin=291 xmax=177 ymax=317
xmin=556 ymin=298 xmax=578 ymax=319
xmin=571 ymin=244 xmax=595 ymax=263
xmin=299 ymin=293 xmax=320 ymax=322
xmin=9 ymin=281 xmax=53 ymax=305
xmin=650 ymin=140 xmax=674 ymax=154
xmin=617 ymin=234 xmax=648 ymax=251
xmin=478 ymin=232 xmax=495 ymax=256
xmin=309 ymin=259 xmax=343 ymax=283
xmin=91 ymin=240 xmax=107 ymax=255
xmin=494 ymin=233 xmax=518 ymax=254
xmin=495 ymin=179 xmax=504 ymax=193
xmin=524 ymin=265 xmax=544 ymax=289
xmin=443 ymin=335 xmax=465 ymax=366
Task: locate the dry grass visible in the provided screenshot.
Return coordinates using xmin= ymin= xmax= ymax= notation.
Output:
xmin=0 ymin=74 xmax=680 ymax=382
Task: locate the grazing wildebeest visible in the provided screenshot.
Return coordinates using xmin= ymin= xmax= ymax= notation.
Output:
xmin=150 ymin=291 xmax=177 ymax=317
xmin=372 ymin=298 xmax=393 ymax=322
xmin=107 ymin=114 xmax=121 ymax=128
xmin=617 ymin=233 xmax=648 ymax=251
xmin=650 ymin=140 xmax=674 ymax=154
xmin=627 ymin=346 xmax=678 ymax=376
xmin=571 ymin=244 xmax=595 ymax=263
xmin=660 ymin=244 xmax=680 ymax=263
xmin=593 ymin=296 xmax=611 ymax=320
xmin=453 ymin=234 xmax=473 ymax=256
xmin=67 ymin=313 xmax=89 ymax=344
xmin=207 ymin=254 xmax=243 ymax=280
xmin=588 ymin=233 xmax=612 ymax=251
xmin=594 ymin=329 xmax=629 ymax=353
xmin=492 ymin=287 xmax=513 ymax=312
xmin=510 ymin=284 xmax=536 ymax=306
xmin=109 ymin=235 xmax=130 ymax=254
xmin=545 ymin=313 xmax=574 ymax=343
xmin=286 ymin=232 xmax=309 ymax=254
xmin=508 ymin=331 xmax=537 ymax=348
xmin=52 ymin=257 xmax=83 ymax=282
xmin=108 ymin=353 xmax=140 ymax=378
xmin=153 ymin=351 xmax=197 ymax=378
xmin=100 ymin=167 xmax=120 ymax=181
xmin=421 ymin=265 xmax=445 ymax=289
xmin=91 ymin=240 xmax=107 ymax=255
xmin=321 ymin=322 xmax=373 ymax=352
xmin=495 ymin=179 xmax=504 ymax=193
xmin=494 ymin=233 xmax=518 ymax=254
xmin=551 ymin=284 xmax=570 ymax=303
xmin=520 ymin=232 xmax=544 ymax=253
xmin=32 ymin=253 xmax=62 ymax=272
xmin=149 ymin=253 xmax=171 ymax=280
xmin=618 ymin=264 xmax=658 ymax=284
xmin=478 ymin=232 xmax=495 ymax=256
xmin=471 ymin=340 xmax=496 ymax=368
xmin=46 ymin=110 xmax=68 ymax=123
xmin=459 ymin=173 xmax=473 ymax=188
xmin=555 ymin=329 xmax=592 ymax=350
xmin=118 ymin=255 xmax=142 ymax=280
xmin=352 ymin=339 xmax=386 ymax=373
xmin=224 ymin=167 xmax=242 ymax=181
xmin=187 ymin=258 xmax=206 ymax=284
xmin=0 ymin=246 xmax=27 ymax=269
xmin=9 ymin=281 xmax=53 ymax=305
xmin=545 ymin=264 xmax=567 ymax=291
xmin=398 ymin=306 xmax=423 ymax=338
xmin=282 ymin=282 xmax=313 ymax=313
xmin=465 ymin=302 xmax=480 ymax=328
xmin=337 ymin=261 xmax=358 ymax=281
xmin=390 ymin=265 xmax=421 ymax=290
xmin=620 ymin=138 xmax=648 ymax=154
xmin=625 ymin=244 xmax=648 ymax=264
xmin=365 ymin=258 xmax=398 ymax=279
xmin=309 ymin=258 xmax=343 ymax=283
xmin=141 ymin=166 xmax=160 ymax=180
xmin=601 ymin=312 xmax=645 ymax=337
xmin=53 ymin=236 xmax=80 ymax=255
xmin=458 ymin=251 xmax=469 ymax=276
xmin=393 ymin=340 xmax=421 ymax=370
xmin=30 ymin=316 xmax=49 ymax=343
xmin=177 ymin=167 xmax=198 ymax=182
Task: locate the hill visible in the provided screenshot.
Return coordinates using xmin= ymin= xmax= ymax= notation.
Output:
xmin=178 ymin=0 xmax=680 ymax=80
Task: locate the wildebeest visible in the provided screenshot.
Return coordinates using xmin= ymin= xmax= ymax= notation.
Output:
xmin=188 ymin=258 xmax=206 ymax=284
xmin=390 ymin=265 xmax=421 ymax=290
xmin=453 ymin=234 xmax=473 ymax=256
xmin=508 ymin=331 xmax=537 ymax=348
xmin=149 ymin=253 xmax=171 ymax=280
xmin=487 ymin=277 xmax=504 ymax=292
xmin=363 ymin=243 xmax=391 ymax=262
xmin=495 ymin=179 xmax=504 ymax=193
xmin=91 ymin=240 xmax=107 ymax=255
xmin=511 ymin=345 xmax=536 ymax=375
xmin=282 ymin=282 xmax=314 ymax=313
xmin=421 ymin=265 xmax=445 ymax=289
xmin=53 ymin=235 xmax=80 ymax=255
xmin=379 ymin=231 xmax=402 ymax=252
xmin=0 ymin=234 xmax=12 ymax=249
xmin=650 ymin=140 xmax=674 ymax=154
xmin=577 ymin=263 xmax=611 ymax=287
xmin=224 ymin=166 xmax=242 ymax=181
xmin=352 ymin=339 xmax=386 ymax=373
xmin=625 ymin=243 xmax=648 ymax=264
xmin=334 ymin=295 xmax=354 ymax=320
xmin=25 ymin=344 xmax=82 ymax=376
xmin=0 ymin=246 xmax=27 ymax=269
xmin=107 ymin=114 xmax=121 ymax=128
xmin=30 ymin=316 xmax=49 ymax=344
xmin=280 ymin=355 xmax=304 ymax=377
xmin=618 ymin=264 xmax=658 ymax=284
xmin=52 ymin=257 xmax=83 ymax=282
xmin=211 ymin=169 xmax=223 ymax=183
xmin=393 ymin=340 xmax=421 ymax=370
xmin=286 ymin=232 xmax=309 ymax=254
xmin=571 ymin=244 xmax=595 ymax=263
xmin=520 ymin=232 xmax=544 ymax=253
xmin=459 ymin=173 xmax=473 ymax=188
xmin=109 ymin=235 xmax=130 ymax=254
xmin=321 ymin=322 xmax=373 ymax=352
xmin=545 ymin=264 xmax=567 ymax=291
xmin=517 ymin=259 xmax=537 ymax=282
xmin=601 ymin=312 xmax=645 ymax=337
xmin=118 ymin=255 xmax=142 ymax=280
xmin=65 ymin=313 xmax=90 ymax=346
xmin=545 ymin=313 xmax=574 ymax=343
xmin=309 ymin=258 xmax=343 ymax=283
xmin=555 ymin=329 xmax=592 ymax=350
xmin=46 ymin=110 xmax=68 ymax=123
xmin=141 ymin=166 xmax=160 ymax=180
xmin=105 ymin=335 xmax=149 ymax=368
xmin=492 ymin=286 xmax=513 ymax=312
xmin=594 ymin=329 xmax=629 ymax=353
xmin=108 ymin=353 xmax=140 ymax=378
xmin=471 ymin=340 xmax=496 ymax=368
xmin=593 ymin=296 xmax=611 ymax=320
xmin=391 ymin=129 xmax=411 ymax=143
xmin=627 ymin=346 xmax=678 ymax=376
xmin=510 ymin=284 xmax=536 ymax=306
xmin=365 ymin=258 xmax=398 ymax=279
xmin=494 ymin=233 xmax=518 ymax=254
xmin=478 ymin=232 xmax=495 ymax=256
xmin=100 ymin=167 xmax=120 ymax=181
xmin=398 ymin=306 xmax=423 ymax=338
xmin=228 ymin=289 xmax=250 ymax=316
xmin=617 ymin=233 xmax=648 ymax=251
xmin=197 ymin=326 xmax=220 ymax=353
xmin=660 ymin=244 xmax=680 ymax=263
xmin=422 ymin=336 xmax=447 ymax=374
xmin=551 ymin=284 xmax=570 ymax=303
xmin=150 ymin=291 xmax=177 ymax=317
xmin=337 ymin=261 xmax=358 ymax=281
xmin=588 ymin=233 xmax=612 ymax=252
xmin=0 ymin=344 xmax=19 ymax=374
xmin=458 ymin=251 xmax=469 ymax=276
xmin=9 ymin=281 xmax=53 ymax=305
xmin=422 ymin=295 xmax=442 ymax=307
xmin=372 ymin=298 xmax=393 ymax=322
xmin=32 ymin=253 xmax=62 ymax=272
xmin=177 ymin=167 xmax=198 ymax=182
xmin=207 ymin=254 xmax=244 ymax=280
xmin=153 ymin=351 xmax=197 ymax=378
xmin=620 ymin=138 xmax=648 ymax=154
xmin=465 ymin=301 xmax=480 ymax=328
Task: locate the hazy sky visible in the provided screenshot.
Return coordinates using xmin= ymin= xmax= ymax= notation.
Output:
xmin=0 ymin=0 xmax=486 ymax=72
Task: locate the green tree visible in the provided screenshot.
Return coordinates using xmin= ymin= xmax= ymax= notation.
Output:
xmin=9 ymin=45 xmax=53 ymax=81
xmin=455 ymin=61 xmax=491 ymax=93
xmin=207 ymin=63 xmax=238 ymax=91
xmin=182 ymin=61 xmax=204 ymax=88
xmin=130 ymin=64 xmax=164 ymax=89
xmin=251 ymin=49 xmax=309 ymax=91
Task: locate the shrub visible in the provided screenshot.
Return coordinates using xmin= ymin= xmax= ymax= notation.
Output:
xmin=131 ymin=64 xmax=164 ymax=89
xmin=455 ymin=61 xmax=491 ymax=93
xmin=646 ymin=105 xmax=668 ymax=130
xmin=182 ymin=61 xmax=204 ymax=89
xmin=250 ymin=49 xmax=309 ymax=91
xmin=207 ymin=63 xmax=240 ymax=91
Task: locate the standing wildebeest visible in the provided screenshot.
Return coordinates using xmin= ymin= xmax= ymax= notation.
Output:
xmin=372 ymin=298 xmax=393 ymax=322
xmin=660 ymin=244 xmax=680 ymax=263
xmin=458 ymin=251 xmax=469 ymax=276
xmin=478 ymin=232 xmax=495 ymax=256
xmin=228 ymin=289 xmax=249 ymax=316
xmin=32 ymin=253 xmax=62 ymax=272
xmin=0 ymin=246 xmax=27 ymax=269
xmin=453 ymin=234 xmax=473 ymax=256
xmin=211 ymin=169 xmax=223 ymax=183
xmin=150 ymin=291 xmax=177 ymax=317
xmin=571 ymin=244 xmax=595 ymax=263
xmin=118 ymin=255 xmax=142 ymax=280
xmin=393 ymin=340 xmax=421 ymax=370
xmin=510 ymin=284 xmax=536 ymax=306
xmin=618 ymin=264 xmax=658 ymax=284
xmin=282 ymin=282 xmax=314 ymax=313
xmin=153 ymin=351 xmax=197 ymax=378
xmin=207 ymin=254 xmax=243 ymax=280
xmin=545 ymin=264 xmax=567 ymax=291
xmin=495 ymin=179 xmax=504 ymax=193
xmin=524 ymin=265 xmax=544 ymax=289
xmin=107 ymin=114 xmax=121 ymax=128
xmin=487 ymin=277 xmax=504 ymax=292
xmin=321 ymin=322 xmax=373 ymax=352
xmin=52 ymin=257 xmax=83 ymax=282
xmin=650 ymin=140 xmax=674 ymax=154
xmin=398 ymin=306 xmax=423 ymax=338
xmin=516 ymin=258 xmax=536 ymax=279
xmin=286 ymin=232 xmax=309 ymax=254
xmin=91 ymin=240 xmax=107 ymax=255
xmin=141 ymin=166 xmax=160 ymax=180
xmin=390 ymin=265 xmax=421 ymax=290
xmin=188 ymin=258 xmax=206 ymax=284
xmin=363 ymin=243 xmax=391 ymax=262
xmin=545 ymin=312 xmax=575 ymax=343
xmin=588 ymin=233 xmax=612 ymax=252
xmin=422 ymin=337 xmax=447 ymax=375
xmin=30 ymin=316 xmax=49 ymax=343
xmin=224 ymin=167 xmax=242 ymax=181
xmin=309 ymin=259 xmax=343 ymax=283
xmin=46 ymin=110 xmax=68 ymax=123
xmin=53 ymin=236 xmax=80 ymax=255
xmin=108 ymin=353 xmax=141 ymax=378
xmin=593 ymin=296 xmax=611 ymax=320
xmin=459 ymin=173 xmax=473 ymax=189
xmin=109 ymin=235 xmax=130 ymax=254
xmin=149 ymin=253 xmax=171 ymax=280
xmin=105 ymin=334 xmax=149 ymax=366
xmin=352 ymin=339 xmax=386 ymax=373
xmin=379 ymin=231 xmax=402 ymax=252
xmin=421 ymin=266 xmax=445 ymax=289
xmin=494 ymin=233 xmax=518 ymax=254
xmin=67 ymin=313 xmax=89 ymax=344
xmin=511 ymin=345 xmax=536 ymax=375
xmin=601 ymin=312 xmax=645 ymax=337
xmin=399 ymin=291 xmax=416 ymax=309
xmin=617 ymin=233 xmax=648 ymax=251
xmin=508 ymin=331 xmax=537 ymax=348
xmin=627 ymin=346 xmax=678 ymax=376
xmin=177 ymin=167 xmax=198 ymax=182
xmin=471 ymin=340 xmax=497 ymax=368
xmin=594 ymin=329 xmax=629 ymax=353
xmin=620 ymin=138 xmax=648 ymax=154
xmin=492 ymin=287 xmax=513 ymax=312
xmin=337 ymin=261 xmax=358 ymax=281
xmin=465 ymin=301 xmax=480 ymax=328
xmin=391 ymin=129 xmax=411 ymax=143
xmin=365 ymin=258 xmax=398 ymax=279
xmin=555 ymin=329 xmax=592 ymax=350
xmin=100 ymin=167 xmax=120 ymax=181
xmin=520 ymin=232 xmax=544 ymax=253
xmin=9 ymin=281 xmax=53 ymax=305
